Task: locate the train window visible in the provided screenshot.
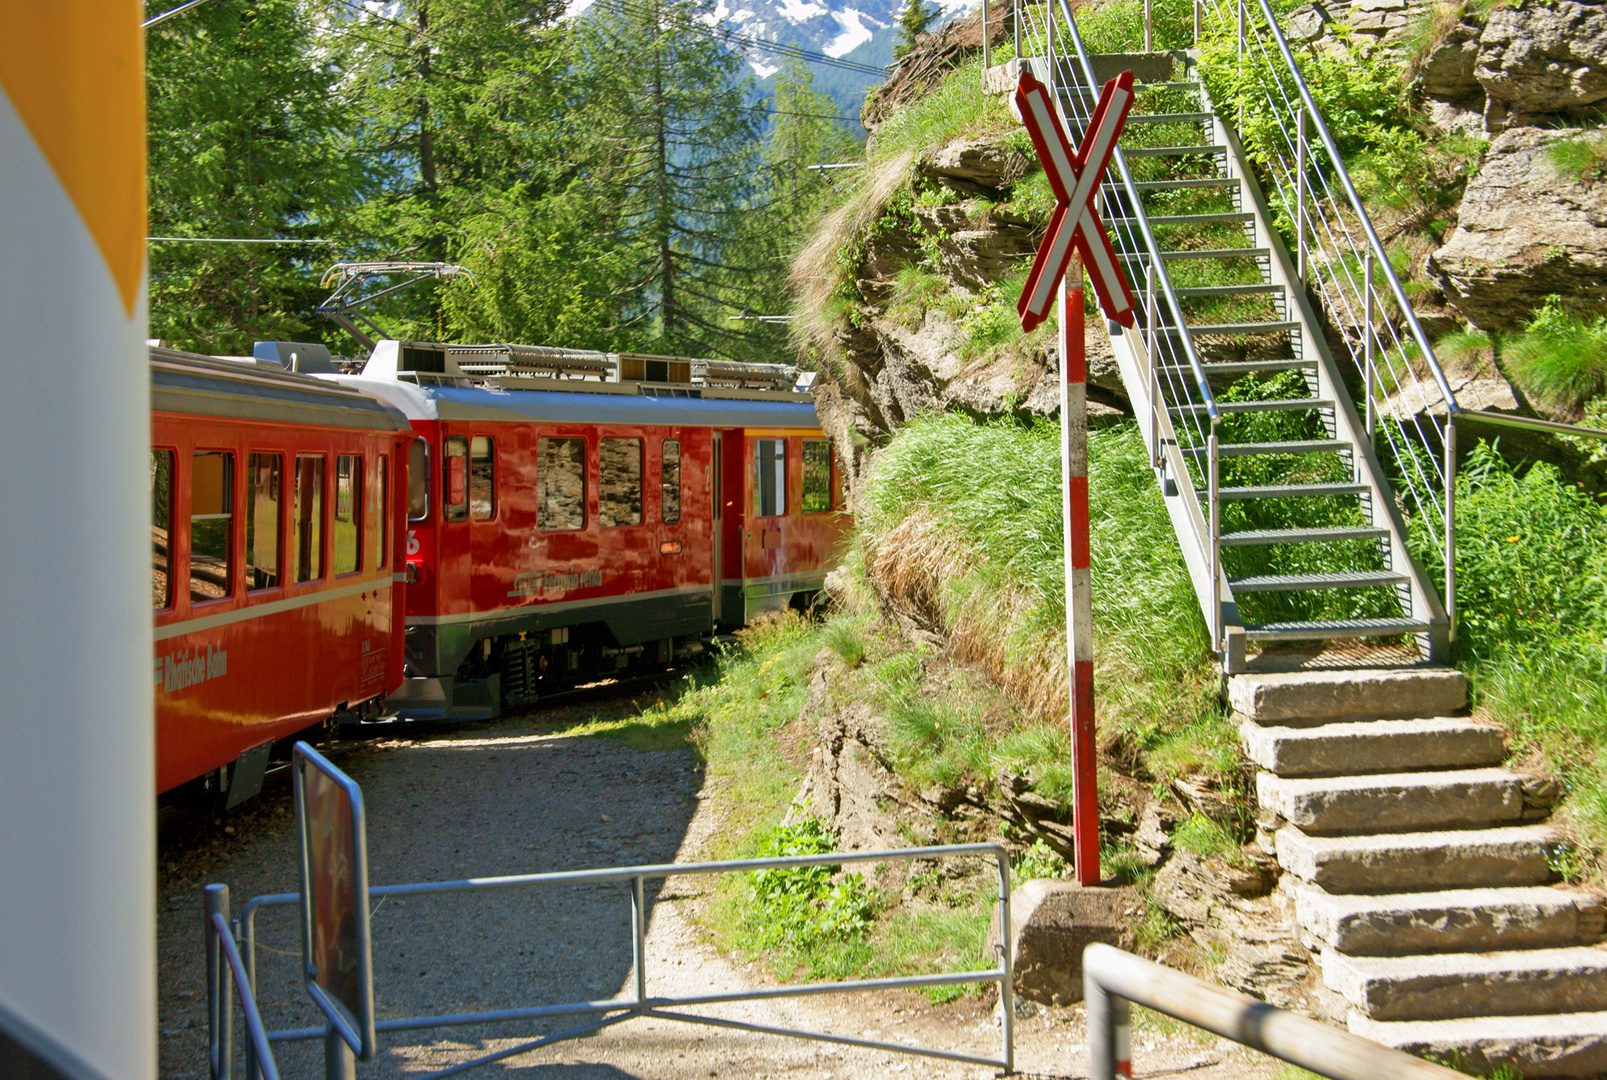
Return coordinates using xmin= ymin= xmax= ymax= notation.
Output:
xmin=599 ymin=438 xmax=642 ymax=527
xmin=661 ymin=439 xmax=681 ymax=524
xmin=537 ymin=437 xmax=585 ymax=531
xmin=189 ymin=451 xmax=234 ymax=603
xmin=470 ymin=436 xmax=495 ymax=521
xmin=444 ymin=436 xmax=468 ymax=522
xmin=753 ymin=439 xmax=786 ymax=518
xmin=802 ymin=440 xmax=832 ymax=514
xmin=407 ymin=438 xmax=429 ymax=522
xmin=245 ymin=454 xmax=282 ymax=591
xmin=375 ymin=456 xmax=389 ymax=568
xmin=293 ymin=455 xmax=324 ymax=583
xmin=152 ymin=450 xmax=173 ymax=610
xmin=334 ymin=455 xmax=362 ymax=575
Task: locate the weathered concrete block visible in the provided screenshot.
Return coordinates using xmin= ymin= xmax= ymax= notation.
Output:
xmin=1258 ymin=767 xmax=1523 ymax=835
xmin=1276 ymin=824 xmax=1558 ymax=893
xmin=985 ymin=879 xmax=1132 ymax=1005
xmin=1324 ymin=946 xmax=1607 ymax=1021
xmin=1229 ymin=667 xmax=1467 ymax=723
xmin=1241 ymin=717 xmax=1505 ymax=777
xmin=1295 ymin=883 xmax=1602 ymax=956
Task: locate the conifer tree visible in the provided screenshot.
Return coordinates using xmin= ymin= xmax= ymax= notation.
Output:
xmin=145 ymin=0 xmax=370 ymax=353
xmin=895 ymin=0 xmax=935 ymax=58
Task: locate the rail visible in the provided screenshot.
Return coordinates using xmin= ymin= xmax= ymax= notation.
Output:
xmin=1084 ymin=943 xmax=1462 ymax=1080
xmin=204 ymin=886 xmax=283 ymax=1080
xmin=209 ymin=843 xmax=1015 ymax=1079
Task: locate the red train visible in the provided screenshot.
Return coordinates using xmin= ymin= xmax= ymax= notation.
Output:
xmin=152 ymin=339 xmax=848 ymax=798
xmin=333 ymin=340 xmax=849 ymax=719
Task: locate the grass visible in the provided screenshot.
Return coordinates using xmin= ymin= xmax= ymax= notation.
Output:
xmin=1502 ymin=295 xmax=1607 ymax=415
xmin=1546 ymin=129 xmax=1607 ymax=186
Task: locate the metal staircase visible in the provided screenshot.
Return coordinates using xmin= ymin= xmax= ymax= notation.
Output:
xmin=995 ymin=9 xmax=1455 ymax=673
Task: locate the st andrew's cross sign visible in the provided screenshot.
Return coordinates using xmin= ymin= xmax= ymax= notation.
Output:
xmin=1015 ymin=69 xmax=1137 ymax=332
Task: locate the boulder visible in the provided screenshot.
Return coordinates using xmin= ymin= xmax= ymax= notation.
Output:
xmin=984 ymin=879 xmax=1135 ymax=1005
xmin=1478 ymin=0 xmax=1607 ymax=128
xmin=1417 ymin=21 xmax=1483 ymax=104
xmin=1427 ymin=127 xmax=1607 ymax=331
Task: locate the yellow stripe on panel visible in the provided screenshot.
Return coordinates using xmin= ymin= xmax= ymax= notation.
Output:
xmin=0 ymin=0 xmax=146 ymax=316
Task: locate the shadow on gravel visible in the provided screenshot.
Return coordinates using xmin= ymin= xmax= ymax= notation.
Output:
xmin=157 ymin=714 xmax=704 ymax=1080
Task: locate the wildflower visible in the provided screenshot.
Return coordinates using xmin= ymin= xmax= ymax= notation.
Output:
xmin=1507 ymin=535 xmax=1521 ymax=543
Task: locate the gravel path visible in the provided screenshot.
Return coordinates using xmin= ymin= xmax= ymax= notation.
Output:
xmin=157 ymin=693 xmax=1292 ymax=1080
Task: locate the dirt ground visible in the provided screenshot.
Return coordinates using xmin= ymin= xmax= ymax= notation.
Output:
xmin=156 ymin=691 xmax=1294 ymax=1080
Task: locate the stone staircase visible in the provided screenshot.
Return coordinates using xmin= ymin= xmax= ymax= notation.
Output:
xmin=1235 ymin=664 xmax=1607 ymax=1076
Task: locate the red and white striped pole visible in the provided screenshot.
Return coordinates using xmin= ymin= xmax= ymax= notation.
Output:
xmin=1059 ymin=270 xmax=1100 ymax=885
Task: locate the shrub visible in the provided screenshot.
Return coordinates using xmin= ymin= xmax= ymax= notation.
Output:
xmin=743 ymin=819 xmax=879 ymax=949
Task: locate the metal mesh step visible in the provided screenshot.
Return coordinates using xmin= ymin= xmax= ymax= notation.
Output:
xmin=1173 ymin=397 xmax=1331 ymax=415
xmin=1124 ymin=112 xmax=1214 ymax=124
xmin=1159 ymin=358 xmax=1312 ymax=377
xmin=1168 ymin=319 xmax=1301 ymax=336
xmin=1122 ymin=143 xmax=1227 ymax=157
xmin=1122 ymin=247 xmax=1270 ymax=261
xmin=1229 ymin=570 xmax=1409 ymax=592
xmin=1244 ymin=617 xmax=1431 ymax=641
xmin=1220 ymin=524 xmax=1389 ymax=546
xmin=1110 ymin=212 xmax=1255 ymax=227
xmin=1214 ymin=482 xmax=1368 ymax=500
xmin=1181 ymin=438 xmax=1348 ymax=458
xmin=1172 ymin=283 xmax=1282 ymax=297
xmin=1131 ymin=177 xmax=1240 ymax=190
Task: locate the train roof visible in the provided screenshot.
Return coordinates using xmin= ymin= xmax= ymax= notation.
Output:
xmin=327 ymin=339 xmax=826 ymax=430
xmin=150 ymin=346 xmax=410 ymax=432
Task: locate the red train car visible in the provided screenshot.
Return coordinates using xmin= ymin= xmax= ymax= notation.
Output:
xmin=151 ymin=347 xmax=410 ymax=802
xmin=333 ymin=340 xmax=850 ymax=719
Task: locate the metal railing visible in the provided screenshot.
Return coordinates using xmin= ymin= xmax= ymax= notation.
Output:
xmin=205 ymin=886 xmax=283 ymax=1080
xmin=1084 ymin=944 xmax=1464 ymax=1080
xmin=208 ymin=843 xmax=1015 ymax=1080
xmin=998 ymin=0 xmax=1231 ymax=651
xmin=1192 ymin=0 xmax=1607 ymax=636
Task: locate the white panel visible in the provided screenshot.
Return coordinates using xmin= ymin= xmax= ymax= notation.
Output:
xmin=0 ymin=92 xmax=154 ymax=1080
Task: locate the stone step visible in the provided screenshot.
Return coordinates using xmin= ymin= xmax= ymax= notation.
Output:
xmin=1241 ymin=717 xmax=1505 ymax=777
xmin=1276 ymin=824 xmax=1559 ymax=894
xmin=1295 ymin=883 xmax=1605 ymax=956
xmin=1258 ymin=768 xmax=1524 ymax=836
xmin=1229 ymin=666 xmax=1468 ymax=723
xmin=1322 ymin=946 xmax=1607 ymax=1022
xmin=1349 ymin=1011 xmax=1607 ymax=1077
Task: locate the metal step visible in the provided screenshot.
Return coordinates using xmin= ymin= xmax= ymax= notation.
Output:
xmin=1181 ymin=438 xmax=1349 ymax=458
xmin=1169 ymin=319 xmax=1302 ymax=336
xmin=1109 ymin=211 xmax=1255 ymax=228
xmin=1122 ymin=143 xmax=1227 ymax=157
xmin=1228 ymin=569 xmax=1409 ymax=592
xmin=1173 ymin=397 xmax=1332 ymax=415
xmin=1173 ymin=283 xmax=1282 ymax=298
xmin=1244 ymin=617 xmax=1431 ymax=642
xmin=1219 ymin=525 xmax=1389 ymax=546
xmin=1121 ymin=247 xmax=1270 ymax=262
xmin=1159 ymin=358 xmax=1313 ymax=377
xmin=1215 ymin=482 xmax=1369 ymax=500
xmin=1065 ymin=80 xmax=1203 ymax=96
xmin=1124 ymin=112 xmax=1215 ymax=125
xmin=1131 ymin=177 xmax=1241 ymax=191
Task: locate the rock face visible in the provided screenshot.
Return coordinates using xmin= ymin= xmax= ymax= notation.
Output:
xmin=1478 ymin=0 xmax=1607 ymax=129
xmin=1428 ymin=127 xmax=1607 ymax=331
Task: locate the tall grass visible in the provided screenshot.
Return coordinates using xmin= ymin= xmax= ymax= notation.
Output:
xmin=1502 ymin=295 xmax=1607 ymax=415
xmin=851 ymin=414 xmax=1224 ymax=791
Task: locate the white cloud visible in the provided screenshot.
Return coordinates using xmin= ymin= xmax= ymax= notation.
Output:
xmin=749 ymin=59 xmax=781 ymax=77
xmin=777 ymin=0 xmax=829 ymax=19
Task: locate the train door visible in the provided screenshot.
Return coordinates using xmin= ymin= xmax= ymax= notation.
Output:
xmin=711 ymin=432 xmax=723 ymax=623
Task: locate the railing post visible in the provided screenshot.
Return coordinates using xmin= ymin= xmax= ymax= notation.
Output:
xmin=1363 ymin=252 xmax=1376 ymax=440
xmin=1209 ymin=426 xmax=1222 ymax=653
xmin=632 ymin=875 xmax=648 ymax=1006
xmin=1013 ymin=0 xmax=1022 ymax=62
xmin=1147 ymin=262 xmax=1160 ymax=470
xmin=1444 ymin=419 xmax=1456 ymax=641
xmin=1048 ymin=0 xmax=1056 ymax=66
xmin=324 ymin=1029 xmax=356 ymax=1080
xmin=995 ymin=852 xmax=1015 ymax=1075
xmin=1295 ymin=109 xmax=1307 ymax=282
xmin=1085 ymin=970 xmax=1132 ymax=1080
xmin=1193 ymin=0 xmax=1200 ymax=45
xmin=205 ymin=884 xmax=233 ymax=1080
xmin=1145 ymin=0 xmax=1153 ymax=50
xmin=1236 ymin=0 xmax=1246 ymax=131
xmin=983 ymin=0 xmax=992 ymax=69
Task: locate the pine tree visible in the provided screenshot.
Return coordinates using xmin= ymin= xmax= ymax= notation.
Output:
xmin=145 ymin=0 xmax=370 ymax=353
xmin=568 ymin=0 xmax=780 ymax=361
xmin=895 ymin=0 xmax=935 ymax=59
xmin=763 ymin=60 xmax=864 ymax=243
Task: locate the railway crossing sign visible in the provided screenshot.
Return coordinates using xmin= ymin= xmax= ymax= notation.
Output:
xmin=1015 ymin=69 xmax=1138 ymax=332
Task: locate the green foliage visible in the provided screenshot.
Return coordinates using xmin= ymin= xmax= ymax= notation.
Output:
xmin=1070 ymin=0 xmax=1197 ymax=51
xmin=743 ymin=820 xmax=879 ymax=949
xmin=1171 ymin=813 xmax=1247 ymax=864
xmin=1503 ymin=295 xmax=1607 ymax=411
xmin=146 ymin=0 xmax=372 ymax=353
xmin=868 ymin=56 xmax=1017 ymax=164
xmin=1010 ymin=839 xmax=1066 ymax=885
xmin=895 ymin=0 xmax=936 ymax=58
xmin=1546 ymin=130 xmax=1607 ymax=185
